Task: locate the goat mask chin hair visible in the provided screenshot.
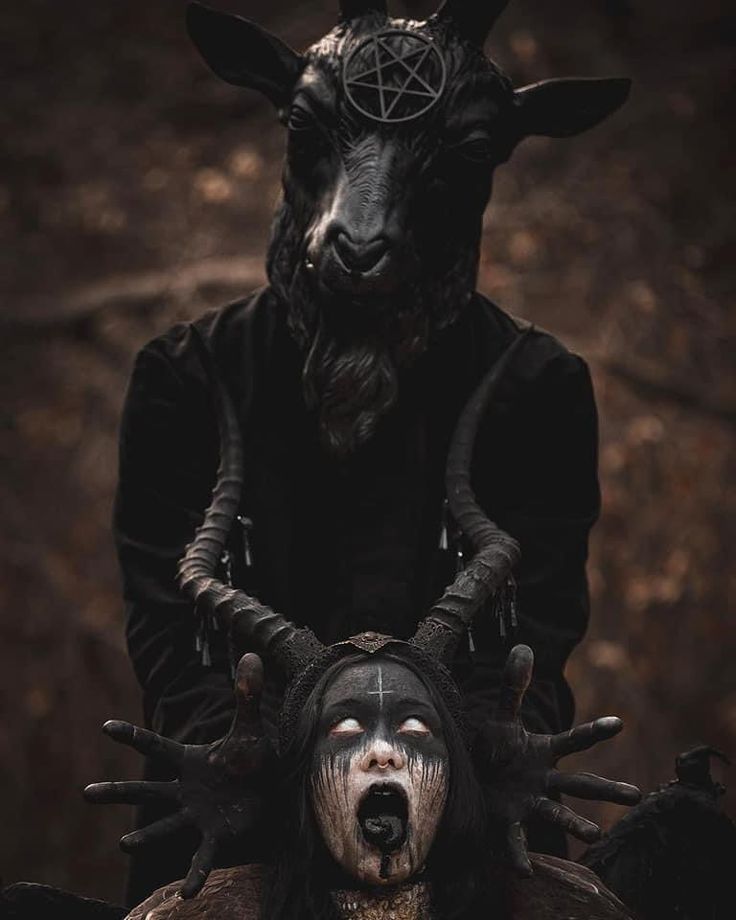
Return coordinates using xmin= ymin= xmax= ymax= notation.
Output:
xmin=274 ymin=203 xmax=444 ymax=458
xmin=296 ymin=291 xmax=431 ymax=458
xmin=310 ymin=659 xmax=449 ymax=886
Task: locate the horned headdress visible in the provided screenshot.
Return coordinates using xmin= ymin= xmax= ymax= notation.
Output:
xmin=178 ymin=324 xmax=530 ymax=697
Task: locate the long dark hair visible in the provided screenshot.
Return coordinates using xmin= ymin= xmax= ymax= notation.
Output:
xmin=261 ymin=652 xmax=507 ymax=920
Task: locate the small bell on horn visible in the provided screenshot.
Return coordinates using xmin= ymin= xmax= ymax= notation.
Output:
xmin=439 ymin=498 xmax=450 ymax=551
xmin=492 ymin=574 xmax=518 ymax=638
xmin=238 ymin=515 xmax=254 ymax=568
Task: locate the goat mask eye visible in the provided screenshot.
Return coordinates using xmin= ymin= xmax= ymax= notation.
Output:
xmin=310 ymin=660 xmax=449 ymax=886
xmin=343 ymin=30 xmax=447 ymax=124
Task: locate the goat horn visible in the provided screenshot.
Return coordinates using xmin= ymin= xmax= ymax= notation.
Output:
xmin=338 ymin=1 xmax=388 ymax=20
xmin=177 ymin=327 xmax=324 ymax=681
xmin=435 ymin=0 xmax=511 ymax=43
xmin=412 ymin=328 xmax=532 ymax=663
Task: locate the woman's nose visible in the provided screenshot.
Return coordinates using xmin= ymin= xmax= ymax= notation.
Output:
xmin=359 ymin=737 xmax=406 ymax=771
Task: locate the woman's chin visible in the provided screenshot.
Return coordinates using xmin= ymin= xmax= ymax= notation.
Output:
xmin=351 ymin=848 xmax=412 ymax=887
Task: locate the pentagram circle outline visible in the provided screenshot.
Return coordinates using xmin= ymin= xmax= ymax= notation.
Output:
xmin=342 ymin=30 xmax=447 ymax=124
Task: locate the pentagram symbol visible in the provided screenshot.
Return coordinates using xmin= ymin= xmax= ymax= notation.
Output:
xmin=343 ymin=30 xmax=447 ymax=124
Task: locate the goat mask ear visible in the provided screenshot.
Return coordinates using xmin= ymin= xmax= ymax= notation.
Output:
xmin=187 ymin=2 xmax=303 ymax=109
xmin=514 ymin=77 xmax=631 ymax=138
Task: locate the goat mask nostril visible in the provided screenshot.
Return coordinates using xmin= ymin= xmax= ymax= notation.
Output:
xmin=334 ymin=231 xmax=390 ymax=274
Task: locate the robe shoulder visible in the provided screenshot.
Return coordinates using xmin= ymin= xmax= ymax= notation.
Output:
xmin=124 ymin=865 xmax=264 ymax=920
xmin=143 ymin=286 xmax=277 ymax=358
xmin=130 ymin=285 xmax=286 ymax=413
xmin=505 ymin=853 xmax=633 ymax=920
xmin=474 ymin=292 xmax=592 ymax=385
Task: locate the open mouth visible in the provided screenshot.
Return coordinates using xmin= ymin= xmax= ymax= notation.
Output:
xmin=357 ymin=782 xmax=409 ymax=854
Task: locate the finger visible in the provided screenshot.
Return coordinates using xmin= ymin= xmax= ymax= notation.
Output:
xmin=534 ymin=797 xmax=601 ymax=844
xmin=231 ymin=653 xmax=265 ymax=739
xmin=120 ymin=811 xmax=190 ymax=852
xmin=548 ymin=772 xmax=641 ymax=805
xmin=506 ymin=821 xmax=533 ymax=877
xmin=83 ymin=781 xmax=179 ymax=806
xmin=550 ymin=717 xmax=623 ymax=758
xmin=495 ymin=645 xmax=534 ymax=723
xmin=180 ymin=835 xmax=217 ymax=899
xmin=103 ymin=721 xmax=185 ymax=766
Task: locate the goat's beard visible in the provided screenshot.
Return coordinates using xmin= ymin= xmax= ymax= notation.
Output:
xmin=299 ymin=306 xmax=430 ymax=458
xmin=268 ymin=199 xmax=479 ymax=458
xmin=303 ymin=326 xmax=398 ymax=459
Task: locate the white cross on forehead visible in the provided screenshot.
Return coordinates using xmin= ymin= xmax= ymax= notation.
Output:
xmin=366 ymin=666 xmax=395 ymax=708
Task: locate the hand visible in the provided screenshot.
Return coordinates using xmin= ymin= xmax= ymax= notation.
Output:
xmin=474 ymin=644 xmax=641 ymax=876
xmin=84 ymin=653 xmax=275 ymax=898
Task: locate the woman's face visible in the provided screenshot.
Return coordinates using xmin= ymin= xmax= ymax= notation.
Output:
xmin=310 ymin=658 xmax=449 ymax=886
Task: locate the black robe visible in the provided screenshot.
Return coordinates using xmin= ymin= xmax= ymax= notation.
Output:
xmin=114 ymin=287 xmax=600 ymax=902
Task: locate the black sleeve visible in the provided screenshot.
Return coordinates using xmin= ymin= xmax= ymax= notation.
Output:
xmin=462 ymin=350 xmax=601 ymax=735
xmin=113 ymin=331 xmax=234 ymax=744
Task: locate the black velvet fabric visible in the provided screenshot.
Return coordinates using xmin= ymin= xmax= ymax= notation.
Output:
xmin=113 ymin=287 xmax=600 ymax=904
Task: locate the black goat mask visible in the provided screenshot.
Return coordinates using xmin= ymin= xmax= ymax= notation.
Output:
xmin=186 ymin=2 xmax=629 ymax=460
xmin=186 ymin=1 xmax=630 ymax=142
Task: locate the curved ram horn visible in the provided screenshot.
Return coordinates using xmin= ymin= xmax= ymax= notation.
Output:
xmin=177 ymin=327 xmax=324 ymax=681
xmin=339 ymin=1 xmax=388 ymax=20
xmin=435 ymin=0 xmax=511 ymax=44
xmin=412 ymin=328 xmax=532 ymax=662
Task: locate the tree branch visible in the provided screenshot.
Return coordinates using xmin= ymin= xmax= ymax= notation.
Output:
xmin=5 ymin=256 xmax=265 ymax=329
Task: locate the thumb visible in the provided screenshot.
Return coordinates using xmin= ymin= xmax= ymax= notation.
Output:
xmin=495 ymin=644 xmax=534 ymax=722
xmin=230 ymin=653 xmax=265 ymax=739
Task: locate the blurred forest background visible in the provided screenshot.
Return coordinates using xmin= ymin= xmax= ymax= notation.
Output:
xmin=1 ymin=0 xmax=733 ymax=904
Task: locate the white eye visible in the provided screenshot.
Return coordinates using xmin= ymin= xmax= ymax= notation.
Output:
xmin=330 ymin=717 xmax=364 ymax=736
xmin=397 ymin=717 xmax=431 ymax=736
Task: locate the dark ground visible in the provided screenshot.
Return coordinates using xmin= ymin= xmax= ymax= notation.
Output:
xmin=1 ymin=0 xmax=733 ymax=903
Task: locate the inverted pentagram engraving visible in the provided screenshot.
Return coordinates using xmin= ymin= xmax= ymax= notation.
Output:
xmin=343 ymin=30 xmax=447 ymax=124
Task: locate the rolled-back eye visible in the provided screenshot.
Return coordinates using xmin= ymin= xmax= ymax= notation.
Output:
xmin=397 ymin=717 xmax=431 ymax=736
xmin=330 ymin=717 xmax=365 ymax=736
